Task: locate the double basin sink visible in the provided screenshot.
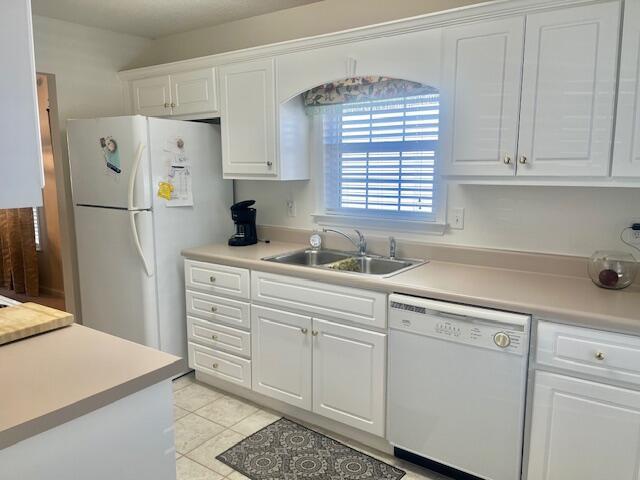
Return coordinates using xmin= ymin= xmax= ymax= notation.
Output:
xmin=262 ymin=249 xmax=426 ymax=278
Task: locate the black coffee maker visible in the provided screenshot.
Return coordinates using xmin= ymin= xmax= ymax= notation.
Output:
xmin=228 ymin=200 xmax=258 ymax=246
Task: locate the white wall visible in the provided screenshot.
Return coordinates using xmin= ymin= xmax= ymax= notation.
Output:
xmin=132 ymin=0 xmax=483 ymax=67
xmin=32 ymin=16 xmax=152 ymax=317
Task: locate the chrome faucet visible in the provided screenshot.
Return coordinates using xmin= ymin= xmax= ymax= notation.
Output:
xmin=389 ymin=236 xmax=397 ymax=259
xmin=322 ymin=228 xmax=367 ymax=256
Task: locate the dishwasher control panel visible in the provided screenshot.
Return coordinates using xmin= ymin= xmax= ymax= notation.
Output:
xmin=390 ymin=297 xmax=529 ymax=355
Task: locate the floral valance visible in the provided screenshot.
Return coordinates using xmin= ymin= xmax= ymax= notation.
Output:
xmin=303 ymin=76 xmax=437 ymax=113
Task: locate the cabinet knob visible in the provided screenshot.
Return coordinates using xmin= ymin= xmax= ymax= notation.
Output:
xmin=595 ymin=351 xmax=605 ymax=361
xmin=266 ymin=161 xmax=273 ymax=168
xmin=170 ymin=103 xmax=176 ymax=108
xmin=300 ymin=328 xmax=308 ymax=334
xmin=210 ymin=306 xmax=217 ymax=312
xmin=164 ymin=103 xmax=170 ymax=108
xmin=212 ymin=363 xmax=219 ymax=369
xmin=209 ymin=276 xmax=216 ymax=283
xmin=211 ymin=334 xmax=218 ymax=340
xmin=503 ymin=154 xmax=512 ymax=165
xmin=312 ymin=330 xmax=319 ymax=336
xmin=519 ymin=155 xmax=528 ymax=164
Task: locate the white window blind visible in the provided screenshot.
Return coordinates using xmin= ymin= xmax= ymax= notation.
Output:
xmin=323 ymin=93 xmax=439 ymax=221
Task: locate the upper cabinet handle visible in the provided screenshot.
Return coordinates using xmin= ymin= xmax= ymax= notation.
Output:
xmin=266 ymin=161 xmax=273 ymax=168
xmin=519 ymin=155 xmax=528 ymax=164
xmin=503 ymin=153 xmax=512 ymax=165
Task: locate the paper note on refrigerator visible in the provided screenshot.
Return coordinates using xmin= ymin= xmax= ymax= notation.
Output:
xmin=166 ymin=155 xmax=193 ymax=207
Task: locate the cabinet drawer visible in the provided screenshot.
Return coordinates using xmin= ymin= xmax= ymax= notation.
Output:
xmin=185 ymin=260 xmax=249 ymax=299
xmin=537 ymin=321 xmax=640 ymax=386
xmin=251 ymin=271 xmax=387 ymax=329
xmin=188 ymin=342 xmax=251 ymax=388
xmin=186 ymin=290 xmax=250 ymax=329
xmin=187 ymin=316 xmax=250 ymax=358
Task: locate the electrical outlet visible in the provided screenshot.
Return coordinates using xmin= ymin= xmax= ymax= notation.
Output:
xmin=450 ymin=207 xmax=464 ymax=230
xmin=286 ymin=199 xmax=296 ymax=217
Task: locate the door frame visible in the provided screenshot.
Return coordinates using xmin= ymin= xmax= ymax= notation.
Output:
xmin=38 ymin=72 xmax=80 ymax=321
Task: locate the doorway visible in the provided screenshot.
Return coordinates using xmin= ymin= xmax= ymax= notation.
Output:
xmin=0 ymin=73 xmax=76 ymax=313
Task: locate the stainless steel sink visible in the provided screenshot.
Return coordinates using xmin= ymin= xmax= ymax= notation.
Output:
xmin=262 ymin=249 xmax=426 ymax=278
xmin=326 ymin=255 xmax=421 ymax=276
xmin=263 ymin=249 xmax=352 ymax=267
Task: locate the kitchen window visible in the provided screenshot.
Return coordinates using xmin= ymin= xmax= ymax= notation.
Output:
xmin=313 ymin=89 xmax=444 ymax=232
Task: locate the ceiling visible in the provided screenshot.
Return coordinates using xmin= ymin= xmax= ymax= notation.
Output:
xmin=31 ymin=0 xmax=323 ymax=39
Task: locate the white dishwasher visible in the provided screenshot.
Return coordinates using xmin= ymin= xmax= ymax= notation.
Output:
xmin=388 ymin=294 xmax=530 ymax=480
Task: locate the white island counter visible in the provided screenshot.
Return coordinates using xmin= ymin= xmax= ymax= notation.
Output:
xmin=0 ymin=324 xmax=183 ymax=480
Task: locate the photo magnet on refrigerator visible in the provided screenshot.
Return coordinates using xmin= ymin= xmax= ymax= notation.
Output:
xmin=99 ymin=136 xmax=121 ymax=174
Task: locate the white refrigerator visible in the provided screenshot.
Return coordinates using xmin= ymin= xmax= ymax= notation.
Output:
xmin=68 ymin=115 xmax=232 ymax=364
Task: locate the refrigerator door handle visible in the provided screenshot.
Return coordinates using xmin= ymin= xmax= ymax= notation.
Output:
xmin=129 ymin=210 xmax=153 ymax=277
xmin=128 ymin=143 xmax=147 ymax=210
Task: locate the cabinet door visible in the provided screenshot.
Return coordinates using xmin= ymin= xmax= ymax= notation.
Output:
xmin=1 ymin=0 xmax=43 ymax=208
xmin=517 ymin=2 xmax=620 ymax=177
xmin=219 ymin=58 xmax=277 ymax=178
xmin=439 ymin=17 xmax=524 ymax=177
xmin=612 ymin=0 xmax=640 ymax=178
xmin=527 ymin=371 xmax=640 ymax=480
xmin=312 ymin=318 xmax=386 ymax=436
xmin=251 ymin=305 xmax=312 ymax=409
xmin=170 ymin=68 xmax=218 ymax=116
xmin=132 ymin=76 xmax=172 ymax=117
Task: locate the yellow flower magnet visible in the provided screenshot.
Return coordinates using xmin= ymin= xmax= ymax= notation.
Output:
xmin=157 ymin=181 xmax=174 ymax=200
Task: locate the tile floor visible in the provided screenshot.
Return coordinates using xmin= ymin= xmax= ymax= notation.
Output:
xmin=172 ymin=372 xmax=449 ymax=480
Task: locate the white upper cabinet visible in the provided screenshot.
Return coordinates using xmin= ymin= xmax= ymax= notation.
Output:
xmin=132 ymin=76 xmax=172 ymax=117
xmin=612 ymin=0 xmax=640 ymax=178
xmin=219 ymin=58 xmax=309 ymax=180
xmin=1 ymin=0 xmax=43 ymax=208
xmin=219 ymin=58 xmax=278 ymax=178
xmin=132 ymin=68 xmax=218 ymax=118
xmin=517 ymin=2 xmax=620 ymax=177
xmin=170 ymin=68 xmax=218 ymax=116
xmin=440 ymin=17 xmax=525 ymax=177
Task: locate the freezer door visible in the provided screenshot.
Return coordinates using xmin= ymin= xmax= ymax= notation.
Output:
xmin=74 ymin=206 xmax=159 ymax=348
xmin=148 ymin=118 xmax=233 ymax=359
xmin=68 ymin=116 xmax=151 ymax=209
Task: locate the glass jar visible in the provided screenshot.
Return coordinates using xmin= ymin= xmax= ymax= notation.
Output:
xmin=588 ymin=250 xmax=638 ymax=290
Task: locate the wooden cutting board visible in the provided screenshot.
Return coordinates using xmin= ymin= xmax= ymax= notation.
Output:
xmin=0 ymin=303 xmax=74 ymax=345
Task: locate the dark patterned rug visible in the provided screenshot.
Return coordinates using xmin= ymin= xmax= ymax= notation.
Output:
xmin=216 ymin=418 xmax=406 ymax=479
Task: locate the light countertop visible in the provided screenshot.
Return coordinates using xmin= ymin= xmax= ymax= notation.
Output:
xmin=0 ymin=324 xmax=182 ymax=450
xmin=183 ymin=241 xmax=640 ymax=336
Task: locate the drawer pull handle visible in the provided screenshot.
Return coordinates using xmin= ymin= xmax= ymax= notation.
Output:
xmin=595 ymin=351 xmax=605 ymax=361
xmin=312 ymin=330 xmax=319 ymax=336
xmin=212 ymin=363 xmax=219 ymax=369
xmin=211 ymin=306 xmax=217 ymax=312
xmin=209 ymin=276 xmax=216 ymax=283
xmin=211 ymin=334 xmax=218 ymax=341
xmin=300 ymin=328 xmax=308 ymax=334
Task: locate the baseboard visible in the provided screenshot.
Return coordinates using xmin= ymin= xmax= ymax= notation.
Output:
xmin=195 ymin=371 xmax=393 ymax=454
xmin=39 ymin=286 xmax=64 ymax=297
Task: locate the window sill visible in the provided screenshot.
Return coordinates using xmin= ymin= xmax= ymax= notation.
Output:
xmin=312 ymin=213 xmax=446 ymax=235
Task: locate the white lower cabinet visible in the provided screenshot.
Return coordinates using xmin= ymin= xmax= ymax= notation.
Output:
xmin=527 ymin=371 xmax=640 ymax=480
xmin=312 ymin=318 xmax=386 ymax=436
xmin=185 ymin=260 xmax=387 ymax=436
xmin=250 ymin=305 xmax=387 ymax=435
xmin=251 ymin=305 xmax=312 ymax=410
